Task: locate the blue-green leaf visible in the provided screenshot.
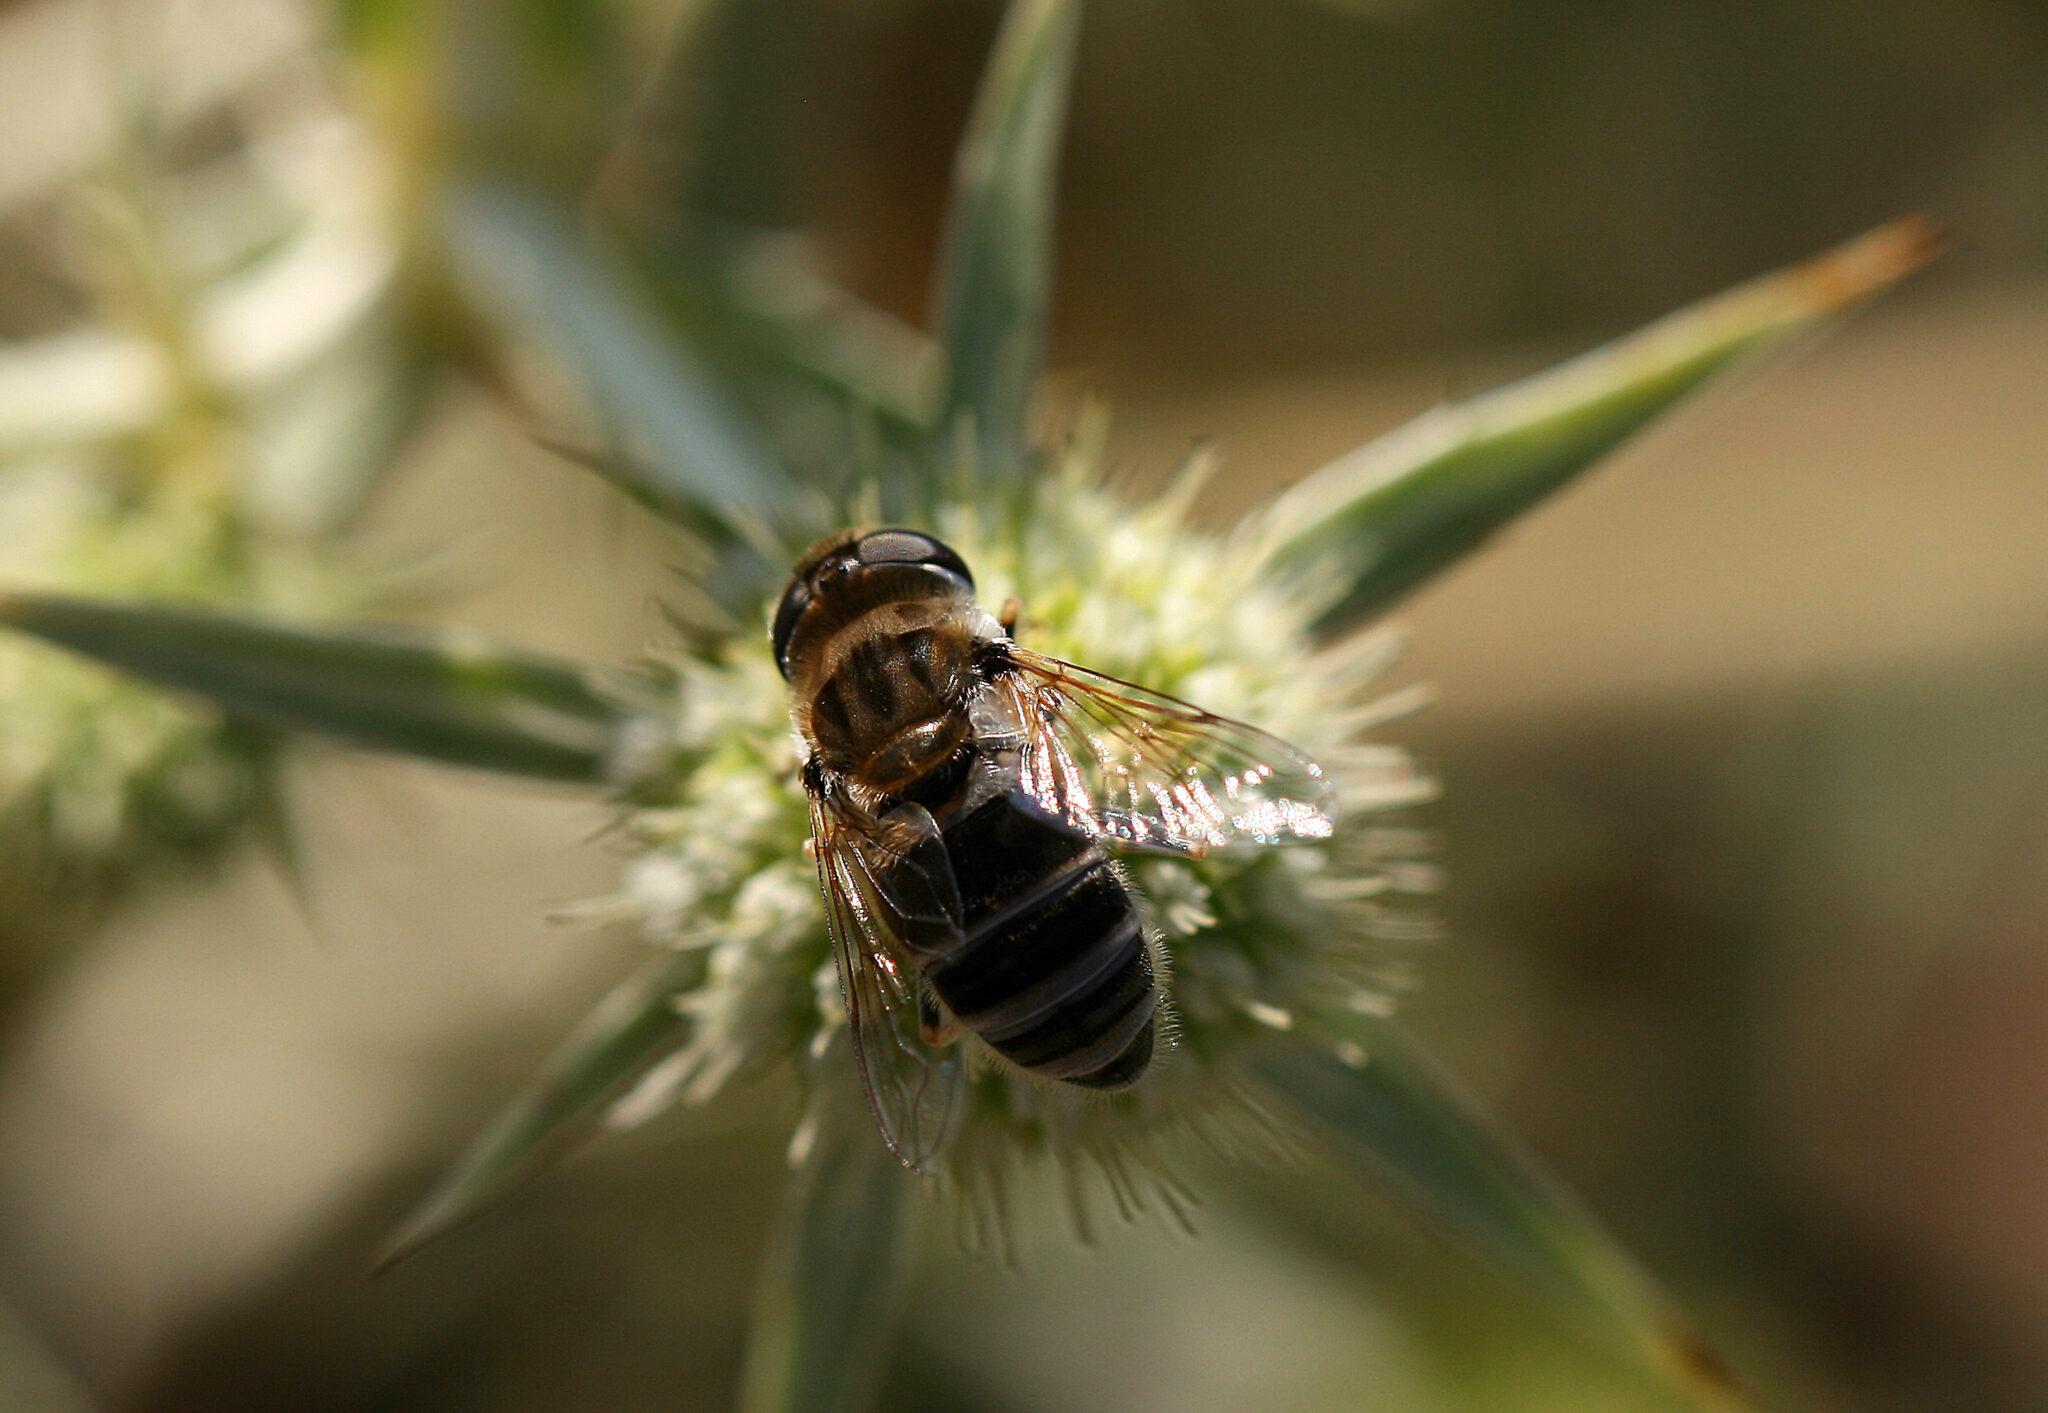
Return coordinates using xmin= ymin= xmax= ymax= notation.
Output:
xmin=1249 ymin=1012 xmax=1751 ymax=1410
xmin=653 ymin=3 xmax=939 ymax=460
xmin=377 ymin=950 xmax=698 ymax=1269
xmin=442 ymin=184 xmax=793 ymax=539
xmin=675 ymin=0 xmax=805 ymax=234
xmin=647 ymin=238 xmax=939 ymax=443
xmin=0 ymin=594 xmax=637 ymax=784
xmin=739 ymin=1074 xmax=918 ymax=1413
xmin=1255 ymin=217 xmax=1943 ymax=639
xmin=934 ymin=0 xmax=1084 ymax=482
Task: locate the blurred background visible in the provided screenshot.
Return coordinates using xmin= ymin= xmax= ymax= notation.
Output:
xmin=0 ymin=0 xmax=2044 ymax=1409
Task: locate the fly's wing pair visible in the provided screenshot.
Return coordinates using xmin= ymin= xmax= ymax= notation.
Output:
xmin=807 ymin=782 xmax=968 ymax=1175
xmin=999 ymin=646 xmax=1339 ymax=856
xmin=807 ymin=646 xmax=1337 ymax=1174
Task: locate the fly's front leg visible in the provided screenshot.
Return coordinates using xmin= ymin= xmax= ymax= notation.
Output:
xmin=998 ymin=595 xmax=1024 ymax=639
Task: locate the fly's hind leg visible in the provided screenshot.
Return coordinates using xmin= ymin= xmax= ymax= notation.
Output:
xmin=919 ymin=983 xmax=965 ymax=1047
xmin=998 ymin=595 xmax=1024 ymax=638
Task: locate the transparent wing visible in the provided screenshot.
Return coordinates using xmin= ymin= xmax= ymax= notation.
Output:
xmin=807 ymin=784 xmax=968 ymax=1175
xmin=1002 ymin=646 xmax=1339 ymax=856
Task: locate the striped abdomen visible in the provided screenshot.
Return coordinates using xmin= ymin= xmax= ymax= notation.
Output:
xmin=916 ymin=787 xmax=1157 ymax=1090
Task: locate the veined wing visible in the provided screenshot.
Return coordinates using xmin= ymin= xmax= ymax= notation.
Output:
xmin=807 ymin=783 xmax=968 ymax=1174
xmin=1001 ymin=645 xmax=1338 ymax=856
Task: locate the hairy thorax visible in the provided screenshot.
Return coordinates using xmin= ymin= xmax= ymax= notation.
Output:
xmin=793 ymin=599 xmax=981 ymax=795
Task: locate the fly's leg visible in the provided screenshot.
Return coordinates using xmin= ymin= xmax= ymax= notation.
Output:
xmin=998 ymin=595 xmax=1024 ymax=638
xmin=919 ymin=983 xmax=964 ymax=1047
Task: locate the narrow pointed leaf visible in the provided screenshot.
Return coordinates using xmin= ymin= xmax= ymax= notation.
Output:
xmin=658 ymin=3 xmax=938 ymax=449
xmin=443 ymin=184 xmax=792 ymax=536
xmin=934 ymin=0 xmax=1083 ymax=480
xmin=1256 ymin=217 xmax=1943 ymax=639
xmin=677 ymin=0 xmax=805 ymax=233
xmin=0 ymin=594 xmax=634 ymax=784
xmin=647 ymin=241 xmax=939 ymax=440
xmin=739 ymin=1092 xmax=917 ymax=1413
xmin=1249 ymin=1013 xmax=1751 ymax=1410
xmin=245 ymin=740 xmax=318 ymax=918
xmin=377 ymin=950 xmax=698 ymax=1269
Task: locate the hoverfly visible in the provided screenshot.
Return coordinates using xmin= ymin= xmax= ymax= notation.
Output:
xmin=775 ymin=528 xmax=1336 ymax=1172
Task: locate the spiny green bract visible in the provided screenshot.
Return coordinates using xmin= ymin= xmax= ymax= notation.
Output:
xmin=582 ymin=447 xmax=1438 ymax=1233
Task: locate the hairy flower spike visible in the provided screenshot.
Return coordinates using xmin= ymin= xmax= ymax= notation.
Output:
xmin=606 ymin=446 xmax=1437 ymax=1228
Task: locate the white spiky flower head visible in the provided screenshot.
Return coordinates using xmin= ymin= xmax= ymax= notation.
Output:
xmin=593 ymin=426 xmax=1439 ymax=1238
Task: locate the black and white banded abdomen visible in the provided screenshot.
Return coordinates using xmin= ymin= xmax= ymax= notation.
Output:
xmin=919 ymin=788 xmax=1157 ymax=1090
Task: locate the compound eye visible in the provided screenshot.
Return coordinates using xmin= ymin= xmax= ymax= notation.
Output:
xmin=770 ymin=577 xmax=814 ymax=679
xmin=854 ymin=529 xmax=973 ymax=588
